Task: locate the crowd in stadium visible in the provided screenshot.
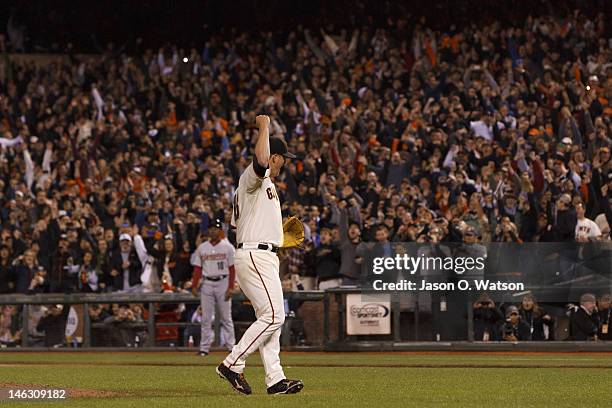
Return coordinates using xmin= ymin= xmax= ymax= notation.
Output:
xmin=0 ymin=1 xmax=611 ymax=346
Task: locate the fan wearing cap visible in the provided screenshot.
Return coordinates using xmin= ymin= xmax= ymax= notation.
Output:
xmin=569 ymin=293 xmax=599 ymax=341
xmin=191 ymin=218 xmax=236 ymax=356
xmin=217 ymin=115 xmax=303 ymax=396
xmin=109 ymin=233 xmax=143 ymax=292
xmin=499 ymin=305 xmax=531 ymax=342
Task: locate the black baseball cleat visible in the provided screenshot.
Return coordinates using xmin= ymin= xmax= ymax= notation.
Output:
xmin=197 ymin=351 xmax=208 ymax=356
xmin=216 ymin=363 xmax=252 ymax=395
xmin=267 ymin=379 xmax=304 ymax=395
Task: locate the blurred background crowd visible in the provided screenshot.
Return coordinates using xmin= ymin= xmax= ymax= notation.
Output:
xmin=0 ymin=0 xmax=611 ymax=345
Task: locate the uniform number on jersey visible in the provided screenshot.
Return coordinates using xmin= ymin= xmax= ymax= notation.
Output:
xmin=233 ymin=193 xmax=240 ymax=221
xmin=266 ymin=187 xmax=277 ymax=200
xmin=217 ymin=261 xmax=224 ymax=270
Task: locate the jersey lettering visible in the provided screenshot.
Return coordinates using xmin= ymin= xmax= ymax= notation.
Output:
xmin=235 ymin=163 xmax=283 ymax=246
xmin=266 ymin=187 xmax=278 ymax=200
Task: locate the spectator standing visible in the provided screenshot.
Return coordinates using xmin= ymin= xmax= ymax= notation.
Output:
xmin=110 ymin=234 xmax=142 ymax=292
xmin=94 ymin=239 xmax=113 ymax=292
xmin=151 ymin=234 xmax=191 ymax=291
xmin=575 ymin=202 xmax=602 ymax=242
xmin=12 ymin=249 xmax=38 ymax=294
xmin=552 ymin=194 xmax=577 ymax=242
xmin=336 ymin=206 xmax=362 ymax=286
xmin=49 ymin=235 xmax=79 ymax=293
xmin=0 ymin=245 xmax=14 ymax=293
xmin=77 ymin=251 xmax=100 ymax=292
xmin=27 ymin=266 xmax=50 ymax=294
xmin=312 ymin=228 xmax=342 ymax=290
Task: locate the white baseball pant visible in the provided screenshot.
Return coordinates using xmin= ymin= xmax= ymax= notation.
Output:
xmin=222 ymin=249 xmax=285 ymax=387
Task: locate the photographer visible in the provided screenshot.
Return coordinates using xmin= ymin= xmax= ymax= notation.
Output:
xmin=500 ymin=305 xmax=531 ymax=342
xmin=102 ymin=303 xmax=141 ymax=346
xmin=36 ymin=304 xmax=69 ymax=347
xmin=494 ymin=216 xmax=523 ymax=243
xmin=88 ymin=304 xmax=112 ymax=347
xmin=473 ymin=294 xmax=504 ymax=341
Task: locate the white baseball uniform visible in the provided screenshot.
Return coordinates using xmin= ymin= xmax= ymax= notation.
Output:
xmin=223 ymin=161 xmax=286 ymax=387
xmin=575 ymin=217 xmax=602 ymax=241
xmin=192 ymin=238 xmax=236 ymax=353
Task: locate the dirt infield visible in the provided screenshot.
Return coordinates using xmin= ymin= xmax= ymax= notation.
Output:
xmin=0 ymin=382 xmax=128 ymax=398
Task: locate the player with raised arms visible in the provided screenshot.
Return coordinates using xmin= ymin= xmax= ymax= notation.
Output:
xmin=215 ymin=115 xmax=304 ymax=395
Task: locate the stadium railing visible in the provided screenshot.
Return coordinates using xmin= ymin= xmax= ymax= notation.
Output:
xmin=1 ymin=288 xmax=611 ymax=351
xmin=0 ymin=291 xmax=323 ymax=350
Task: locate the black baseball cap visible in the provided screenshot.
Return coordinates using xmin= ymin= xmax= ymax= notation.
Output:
xmin=270 ymin=137 xmax=296 ymax=159
xmin=210 ymin=218 xmax=223 ymax=229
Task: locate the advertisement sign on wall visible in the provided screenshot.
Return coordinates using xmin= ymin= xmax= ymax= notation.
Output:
xmin=346 ymin=294 xmax=391 ymax=335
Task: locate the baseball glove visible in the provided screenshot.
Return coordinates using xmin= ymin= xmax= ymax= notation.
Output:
xmin=282 ymin=216 xmax=305 ymax=248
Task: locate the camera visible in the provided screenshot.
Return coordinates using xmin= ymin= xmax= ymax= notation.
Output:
xmin=502 ymin=322 xmax=515 ymax=337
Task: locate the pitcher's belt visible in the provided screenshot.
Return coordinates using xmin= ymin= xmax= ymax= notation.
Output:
xmin=237 ymin=243 xmax=279 ymax=253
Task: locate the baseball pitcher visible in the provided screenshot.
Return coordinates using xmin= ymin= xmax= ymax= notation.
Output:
xmin=191 ymin=218 xmax=236 ymax=355
xmin=216 ymin=115 xmax=304 ymax=395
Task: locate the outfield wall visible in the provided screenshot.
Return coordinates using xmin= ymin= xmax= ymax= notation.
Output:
xmin=1 ymin=290 xmax=610 ymax=352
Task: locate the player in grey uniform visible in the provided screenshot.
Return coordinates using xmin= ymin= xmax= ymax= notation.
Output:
xmin=216 ymin=115 xmax=304 ymax=395
xmin=191 ymin=218 xmax=236 ymax=356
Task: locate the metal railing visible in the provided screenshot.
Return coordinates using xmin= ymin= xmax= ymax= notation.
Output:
xmin=0 ymin=291 xmax=324 ymax=349
xmin=1 ymin=287 xmax=611 ymax=351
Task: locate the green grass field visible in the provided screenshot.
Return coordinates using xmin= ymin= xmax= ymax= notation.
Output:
xmin=1 ymin=351 xmax=611 ymax=407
